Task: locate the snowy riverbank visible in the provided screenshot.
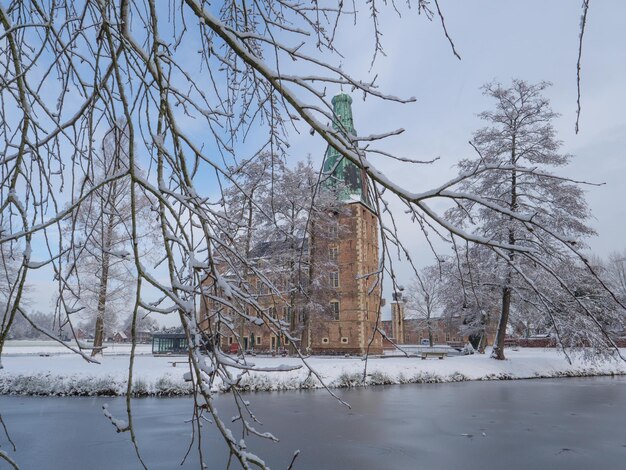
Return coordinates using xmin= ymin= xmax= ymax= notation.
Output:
xmin=1 ymin=341 xmax=625 ymax=396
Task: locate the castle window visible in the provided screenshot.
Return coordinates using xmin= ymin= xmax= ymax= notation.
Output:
xmin=329 ymin=223 xmax=338 ymax=239
xmin=269 ymin=307 xmax=277 ymax=319
xmin=256 ymin=336 xmax=262 ymax=345
xmin=329 ymin=246 xmax=338 ymax=262
xmin=330 ymin=271 xmax=339 ymax=288
xmin=330 ymin=300 xmax=340 ymax=320
xmin=321 ymin=337 xmax=330 ymax=344
xmin=228 ymin=336 xmax=234 ymax=345
xmin=340 ymin=337 xmax=349 ymax=344
xmin=283 ymin=306 xmax=292 ymax=322
xmin=256 ymin=279 xmax=268 ymax=295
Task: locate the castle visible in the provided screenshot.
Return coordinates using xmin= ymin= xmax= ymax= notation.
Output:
xmin=201 ymin=93 xmax=383 ymax=355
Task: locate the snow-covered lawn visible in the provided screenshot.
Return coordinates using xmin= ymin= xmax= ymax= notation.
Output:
xmin=2 ymin=340 xmax=153 ymax=356
xmin=1 ymin=341 xmax=625 ymax=396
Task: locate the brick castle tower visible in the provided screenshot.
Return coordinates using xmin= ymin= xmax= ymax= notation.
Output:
xmin=307 ymin=93 xmax=383 ymax=355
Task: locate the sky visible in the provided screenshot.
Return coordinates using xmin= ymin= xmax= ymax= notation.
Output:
xmin=22 ymin=0 xmax=626 ymax=323
xmin=283 ymin=0 xmax=626 ymax=286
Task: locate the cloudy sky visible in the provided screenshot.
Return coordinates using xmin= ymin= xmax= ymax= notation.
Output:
xmin=23 ymin=1 xmax=626 ymax=322
xmin=284 ymin=0 xmax=626 ymax=279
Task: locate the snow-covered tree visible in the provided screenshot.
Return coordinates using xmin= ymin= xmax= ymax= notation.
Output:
xmin=426 ymin=248 xmax=500 ymax=353
xmin=64 ymin=122 xmax=142 ymax=356
xmin=0 ymin=1 xmax=613 ymax=468
xmin=218 ymin=156 xmax=345 ymax=354
xmin=5 ymin=311 xmax=54 ymax=340
xmin=604 ymin=251 xmax=626 ymax=304
xmin=446 ymin=80 xmax=599 ymax=360
xmin=121 ymin=311 xmax=159 ymax=335
xmin=0 ymin=227 xmax=21 ymax=356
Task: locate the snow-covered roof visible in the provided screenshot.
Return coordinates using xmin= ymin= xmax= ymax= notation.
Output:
xmin=249 ymin=238 xmax=308 ymax=259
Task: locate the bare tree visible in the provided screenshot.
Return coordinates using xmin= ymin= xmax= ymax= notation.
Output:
xmin=218 ymin=152 xmax=279 ymax=351
xmin=65 ymin=122 xmax=154 ymax=356
xmin=6 ymin=311 xmax=55 ymax=340
xmin=0 ymin=1 xmax=616 ymax=468
xmin=121 ymin=310 xmax=159 ymax=335
xmin=429 ymin=248 xmax=499 ymax=353
xmin=0 ymin=229 xmax=20 ymax=360
xmin=405 ymin=266 xmax=443 ymax=347
xmin=605 ymin=251 xmax=626 ymax=304
xmin=218 ymin=155 xmax=346 ymax=354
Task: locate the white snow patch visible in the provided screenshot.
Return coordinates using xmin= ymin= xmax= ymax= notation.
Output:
xmin=1 ymin=342 xmax=625 ymax=396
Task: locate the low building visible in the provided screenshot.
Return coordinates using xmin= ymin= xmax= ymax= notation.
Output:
xmin=152 ymin=333 xmax=188 ymax=355
xmin=129 ymin=330 xmax=153 ymax=344
xmin=382 ymin=291 xmax=496 ymax=349
xmin=111 ymin=331 xmax=128 ymax=343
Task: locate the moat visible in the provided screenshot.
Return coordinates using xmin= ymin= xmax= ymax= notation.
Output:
xmin=2 ymin=377 xmax=626 ymax=469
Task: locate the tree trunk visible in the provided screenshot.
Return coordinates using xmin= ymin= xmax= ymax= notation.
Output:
xmin=491 ymin=286 xmax=511 ymax=359
xmin=91 ymin=250 xmax=111 ymax=356
xmin=287 ymin=213 xmax=297 ymax=355
xmin=427 ymin=317 xmax=433 ymax=347
xmin=491 ymin=134 xmax=518 ymax=360
xmin=91 ymin=212 xmax=115 ymax=357
xmin=240 ymin=192 xmax=255 ymax=352
xmin=300 ymin=218 xmax=316 ymax=355
xmin=477 ymin=332 xmax=487 ymax=354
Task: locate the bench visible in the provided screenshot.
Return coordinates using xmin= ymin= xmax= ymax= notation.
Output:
xmin=421 ymin=351 xmax=446 ymax=360
xmin=168 ymin=361 xmax=188 ymax=367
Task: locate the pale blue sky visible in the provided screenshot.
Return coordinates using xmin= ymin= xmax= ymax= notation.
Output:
xmin=288 ymin=0 xmax=626 ymax=267
xmin=23 ymin=1 xmax=626 ymax=323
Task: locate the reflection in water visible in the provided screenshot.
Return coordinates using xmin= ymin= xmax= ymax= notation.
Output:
xmin=2 ymin=377 xmax=626 ymax=469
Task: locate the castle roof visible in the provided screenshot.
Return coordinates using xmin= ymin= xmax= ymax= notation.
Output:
xmin=322 ymin=93 xmax=371 ymax=208
xmin=248 ymin=237 xmax=308 ymax=260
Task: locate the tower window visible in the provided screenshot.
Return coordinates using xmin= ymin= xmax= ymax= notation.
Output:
xmin=329 ymin=223 xmax=338 ymax=239
xmin=283 ymin=306 xmax=292 ymax=322
xmin=256 ymin=279 xmax=268 ymax=295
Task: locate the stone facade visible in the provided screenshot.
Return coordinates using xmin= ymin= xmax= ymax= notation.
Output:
xmin=307 ymin=201 xmax=382 ymax=355
xmin=382 ymin=296 xmax=498 ymax=349
xmin=390 ymin=292 xmax=406 ymax=344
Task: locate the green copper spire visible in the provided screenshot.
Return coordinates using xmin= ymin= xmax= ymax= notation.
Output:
xmin=322 ymin=93 xmax=370 ymax=206
xmin=331 ymin=92 xmax=355 ymax=135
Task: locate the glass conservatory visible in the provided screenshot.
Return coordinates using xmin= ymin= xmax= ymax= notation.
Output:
xmin=152 ymin=333 xmax=188 ymax=355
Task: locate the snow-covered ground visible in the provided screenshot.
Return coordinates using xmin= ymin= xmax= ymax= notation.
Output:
xmin=1 ymin=340 xmax=625 ymax=396
xmin=2 ymin=340 xmax=153 ymax=356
